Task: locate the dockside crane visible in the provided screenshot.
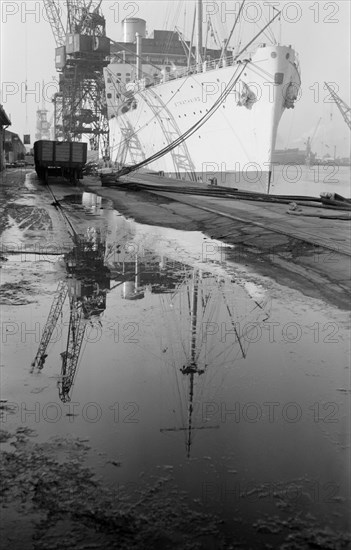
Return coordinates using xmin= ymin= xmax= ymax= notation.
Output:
xmin=43 ymin=0 xmax=66 ymax=46
xmin=43 ymin=0 xmax=110 ymax=156
xmin=324 ymin=82 xmax=351 ymax=131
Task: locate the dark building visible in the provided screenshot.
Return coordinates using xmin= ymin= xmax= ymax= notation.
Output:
xmin=0 ymin=105 xmax=11 ymax=171
xmin=4 ymin=131 xmax=27 ymax=164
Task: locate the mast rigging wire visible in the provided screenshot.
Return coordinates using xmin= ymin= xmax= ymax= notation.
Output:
xmin=116 ymin=61 xmax=249 ymax=177
xmin=220 ymin=0 xmax=246 ymax=60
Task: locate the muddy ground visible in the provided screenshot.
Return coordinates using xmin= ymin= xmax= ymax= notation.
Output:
xmin=1 ymin=169 xmax=350 ymax=549
xmin=2 ymin=426 xmax=350 ymax=550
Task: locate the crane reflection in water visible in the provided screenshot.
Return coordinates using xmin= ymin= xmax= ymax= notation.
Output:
xmin=30 ymin=228 xmax=111 ymax=402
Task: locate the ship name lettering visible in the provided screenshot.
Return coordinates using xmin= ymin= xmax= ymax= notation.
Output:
xmin=174 ymin=96 xmax=201 ymax=108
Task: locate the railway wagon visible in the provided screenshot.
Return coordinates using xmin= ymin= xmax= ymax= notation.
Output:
xmin=34 ymin=140 xmax=87 ymax=183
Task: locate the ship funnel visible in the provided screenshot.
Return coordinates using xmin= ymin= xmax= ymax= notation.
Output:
xmin=122 ymin=18 xmax=146 ymax=42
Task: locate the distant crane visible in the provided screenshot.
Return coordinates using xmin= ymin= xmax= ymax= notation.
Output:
xmin=35 ymin=83 xmax=52 ymax=141
xmin=43 ymin=0 xmax=110 ymax=157
xmin=324 ymin=82 xmax=351 ymax=131
xmin=306 ymin=116 xmax=322 ymax=164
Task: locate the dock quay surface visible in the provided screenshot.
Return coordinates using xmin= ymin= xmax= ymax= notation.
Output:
xmin=84 ymin=171 xmax=351 ymax=310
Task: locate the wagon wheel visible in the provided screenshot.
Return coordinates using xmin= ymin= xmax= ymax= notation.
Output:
xmin=70 ymin=168 xmax=78 ymax=184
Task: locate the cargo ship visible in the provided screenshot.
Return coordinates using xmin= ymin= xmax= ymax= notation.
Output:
xmin=105 ymin=1 xmax=301 ymax=192
xmin=272 ymin=148 xmax=312 ymax=165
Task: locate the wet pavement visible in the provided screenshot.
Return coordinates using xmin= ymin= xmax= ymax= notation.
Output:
xmin=1 ymin=169 xmax=350 ymax=549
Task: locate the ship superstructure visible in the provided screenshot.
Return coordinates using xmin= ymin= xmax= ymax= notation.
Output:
xmin=105 ymin=2 xmax=301 ymax=192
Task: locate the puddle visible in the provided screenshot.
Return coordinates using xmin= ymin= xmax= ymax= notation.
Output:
xmin=24 ymin=172 xmax=36 ymax=191
xmin=1 ymin=192 xmax=350 ymax=547
xmin=59 ymin=192 xmax=104 ymax=217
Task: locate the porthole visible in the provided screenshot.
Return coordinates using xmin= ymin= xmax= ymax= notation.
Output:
xmin=271 ymin=52 xmax=277 ymax=58
xmin=286 ymin=53 xmax=290 ymax=59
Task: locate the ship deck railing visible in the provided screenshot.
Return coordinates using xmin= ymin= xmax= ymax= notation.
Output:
xmin=165 ymin=53 xmax=253 ymax=81
xmin=176 ymin=55 xmax=236 ymax=77
xmin=137 ymin=52 xmax=255 ymax=90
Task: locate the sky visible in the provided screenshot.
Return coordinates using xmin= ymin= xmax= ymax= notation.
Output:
xmin=1 ymin=0 xmax=350 ymax=157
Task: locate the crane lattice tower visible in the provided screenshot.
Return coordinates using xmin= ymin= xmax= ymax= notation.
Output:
xmin=45 ymin=0 xmax=110 ymax=157
xmin=324 ymin=82 xmax=351 ymax=131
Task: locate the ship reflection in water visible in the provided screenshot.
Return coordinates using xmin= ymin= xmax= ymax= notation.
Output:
xmin=31 ymin=228 xmax=271 ymax=459
xmin=156 ymin=268 xmax=270 ymax=457
xmin=104 ymin=242 xmax=271 ymax=457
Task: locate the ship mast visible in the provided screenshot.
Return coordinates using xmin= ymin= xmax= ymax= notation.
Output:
xmin=196 ymin=0 xmax=203 ymax=67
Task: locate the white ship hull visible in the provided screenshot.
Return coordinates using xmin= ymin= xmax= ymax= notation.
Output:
xmin=106 ymin=45 xmax=301 ymax=192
